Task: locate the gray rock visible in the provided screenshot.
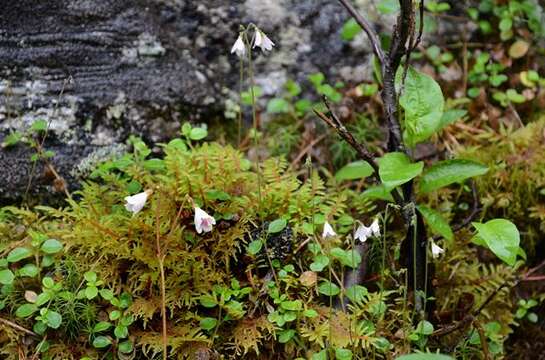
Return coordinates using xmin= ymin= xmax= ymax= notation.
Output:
xmin=0 ymin=0 xmax=461 ymax=203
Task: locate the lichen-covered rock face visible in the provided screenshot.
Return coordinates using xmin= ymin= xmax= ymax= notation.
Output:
xmin=0 ymin=0 xmax=395 ymax=202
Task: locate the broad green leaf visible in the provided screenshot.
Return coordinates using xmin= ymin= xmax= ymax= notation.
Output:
xmin=268 ymin=219 xmax=287 ymax=233
xmin=362 ymin=185 xmax=394 ymax=202
xmin=378 ymin=152 xmax=423 ymax=189
xmin=109 ymin=310 xmax=121 ymax=321
xmin=0 ymin=270 xmax=14 ymax=285
xmin=310 ymin=254 xmax=329 ymax=272
xmin=396 ymin=354 xmax=453 ymax=360
xmin=199 ymin=294 xmax=217 ymax=308
xmin=312 ymin=350 xmax=328 ymax=360
xmin=398 ymin=66 xmax=445 ymax=146
xmin=7 ymin=247 xmax=32 ymax=263
xmin=84 ymin=271 xmax=97 ymax=283
xmin=472 ymin=219 xmax=520 ymax=266
xmin=335 ymin=161 xmax=374 ymax=181
xmin=85 ymin=286 xmax=99 ymax=300
xmin=189 ymin=127 xmax=207 ymax=141
xmin=199 ymin=317 xmax=217 ymax=331
xmin=318 ymin=281 xmax=340 ymax=296
xmin=266 ymin=98 xmax=290 ymax=114
xmin=93 ymin=336 xmax=112 ymax=349
xmin=417 ymin=206 xmax=453 ymax=242
xmin=439 ymin=109 xmax=467 ymax=129
xmin=341 ymin=19 xmax=362 ymax=41
xmin=420 ymin=159 xmax=488 ymax=193
xmin=143 ymin=159 xmax=165 ymax=171
xmin=330 ymin=248 xmax=361 ymax=269
xmin=40 ymin=239 xmax=63 ymax=254
xmin=415 ymin=320 xmax=434 ymax=335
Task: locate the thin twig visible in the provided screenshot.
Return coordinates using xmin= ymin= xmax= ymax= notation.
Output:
xmin=0 ymin=317 xmax=38 ymax=337
xmin=337 ymin=0 xmax=385 ymax=63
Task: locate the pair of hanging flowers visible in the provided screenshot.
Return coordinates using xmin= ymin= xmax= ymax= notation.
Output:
xmin=124 ymin=191 xmax=216 ymax=234
xmin=230 ymin=26 xmax=275 ymax=58
xmin=322 ymin=218 xmax=445 ymax=258
xmin=321 ymin=219 xmax=380 ymax=242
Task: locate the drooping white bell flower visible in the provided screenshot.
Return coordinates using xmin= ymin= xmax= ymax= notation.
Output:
xmin=354 ymin=223 xmax=373 ymax=243
xmin=253 ymin=29 xmax=275 ymax=52
xmin=124 ymin=190 xmax=151 ymax=214
xmin=322 ymin=221 xmax=337 ymax=238
xmin=370 ymin=218 xmax=380 ymax=237
xmin=431 ymin=241 xmax=445 ymax=259
xmin=230 ymin=34 xmax=246 ymax=58
xmin=194 ymin=207 xmax=216 ymax=234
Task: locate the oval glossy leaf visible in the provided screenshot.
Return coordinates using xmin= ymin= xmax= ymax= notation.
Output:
xmin=398 ymin=66 xmax=445 ymax=147
xmin=93 ymin=336 xmax=112 ymax=349
xmin=420 ymin=159 xmax=488 ymax=193
xmin=40 ymin=239 xmax=63 ymax=254
xmin=7 ymin=247 xmax=32 ymax=263
xmin=417 ymin=206 xmax=453 ymax=242
xmin=472 ymin=219 xmax=520 ymax=266
xmin=15 ymin=304 xmax=38 ymax=318
xmin=335 ymin=161 xmax=374 ymax=181
xmin=189 ymin=127 xmax=207 ymax=140
xmin=18 ymin=264 xmax=39 ymax=278
xmin=199 ymin=317 xmax=218 ymax=331
xmin=396 ymin=354 xmax=453 ymax=360
xmin=93 ymin=321 xmax=112 ymax=333
xmin=0 ymin=269 xmax=15 ymax=285
xmin=378 ymin=152 xmax=423 ymax=190
xmin=318 ymin=281 xmax=340 ymax=296
xmin=268 ymin=219 xmax=287 ymax=233
xmin=118 ymin=340 xmax=134 ymax=354
xmin=45 ymin=310 xmax=62 ymax=329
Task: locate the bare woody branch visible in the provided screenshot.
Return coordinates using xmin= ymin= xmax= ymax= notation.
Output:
xmin=337 ymin=0 xmax=385 ymax=63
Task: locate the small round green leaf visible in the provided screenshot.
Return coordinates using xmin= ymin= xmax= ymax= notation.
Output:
xmin=93 ymin=336 xmax=112 ymax=349
xmin=18 ymin=264 xmax=39 ymax=278
xmin=199 ymin=317 xmax=218 ymax=331
xmin=40 ymin=239 xmax=63 ymax=254
xmin=378 ymin=152 xmax=423 ymax=190
xmin=189 ymin=127 xmax=208 ymax=141
xmin=0 ymin=269 xmax=15 ymax=285
xmin=16 ymin=304 xmax=38 ymax=318
xmin=472 ymin=219 xmax=520 ymax=266
xmin=318 ymin=281 xmax=340 ymax=296
xmin=268 ymin=219 xmax=287 ymax=233
xmin=93 ymin=321 xmax=112 ymax=333
xmin=118 ymin=340 xmax=134 ymax=354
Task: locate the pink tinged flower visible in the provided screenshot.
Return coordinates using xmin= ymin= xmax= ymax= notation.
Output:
xmin=253 ymin=29 xmax=275 ymax=52
xmin=322 ymin=221 xmax=336 ymax=238
xmin=231 ymin=34 xmax=246 ymax=58
xmin=354 ymin=224 xmax=372 ymax=243
xmin=124 ymin=190 xmax=151 ymax=214
xmin=194 ymin=207 xmax=216 ymax=234
xmin=370 ymin=218 xmax=380 ymax=237
xmin=431 ymin=241 xmax=445 ymax=259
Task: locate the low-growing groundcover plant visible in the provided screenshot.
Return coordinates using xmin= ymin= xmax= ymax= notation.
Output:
xmin=1 ymin=1 xmax=545 ymax=359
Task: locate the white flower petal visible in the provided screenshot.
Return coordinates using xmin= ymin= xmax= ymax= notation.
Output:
xmin=253 ymin=29 xmax=274 ymax=52
xmin=370 ymin=218 xmax=380 ymax=237
xmin=124 ymin=190 xmax=150 ymax=214
xmin=354 ymin=224 xmax=372 ymax=243
xmin=431 ymin=242 xmax=445 ymax=258
xmin=322 ymin=221 xmax=336 ymax=238
xmin=230 ymin=35 xmax=246 ymax=58
xmin=194 ymin=207 xmax=216 ymax=234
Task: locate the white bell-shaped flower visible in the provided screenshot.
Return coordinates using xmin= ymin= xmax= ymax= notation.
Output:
xmin=354 ymin=223 xmax=373 ymax=243
xmin=253 ymin=29 xmax=275 ymax=52
xmin=370 ymin=218 xmax=380 ymax=237
xmin=230 ymin=34 xmax=246 ymax=58
xmin=431 ymin=241 xmax=445 ymax=259
xmin=194 ymin=207 xmax=216 ymax=234
xmin=124 ymin=190 xmax=151 ymax=214
xmin=322 ymin=221 xmax=337 ymax=238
